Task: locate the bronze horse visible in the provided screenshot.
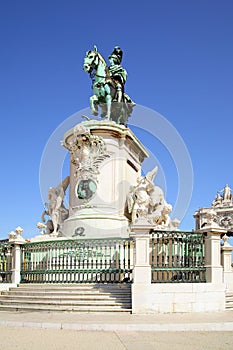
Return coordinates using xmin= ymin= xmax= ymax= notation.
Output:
xmin=83 ymin=46 xmax=134 ymax=125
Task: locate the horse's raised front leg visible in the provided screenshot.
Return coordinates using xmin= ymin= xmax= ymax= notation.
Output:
xmin=90 ymin=95 xmax=98 ymax=116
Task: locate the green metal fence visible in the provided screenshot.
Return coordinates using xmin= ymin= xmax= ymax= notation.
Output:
xmin=151 ymin=230 xmax=206 ymax=283
xmin=0 ymin=241 xmax=12 ymax=283
xmin=1 ymin=231 xmax=206 ymax=285
xmin=21 ymin=238 xmax=134 ymax=284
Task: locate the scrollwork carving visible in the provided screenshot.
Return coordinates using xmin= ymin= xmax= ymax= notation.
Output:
xmin=62 ymin=125 xmax=110 ymax=203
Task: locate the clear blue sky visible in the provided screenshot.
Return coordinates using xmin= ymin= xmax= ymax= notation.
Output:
xmin=0 ymin=0 xmax=232 ymax=239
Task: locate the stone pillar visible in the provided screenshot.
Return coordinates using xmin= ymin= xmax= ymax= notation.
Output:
xmin=130 ymin=223 xmax=153 ymax=314
xmin=199 ymin=225 xmax=226 ymax=283
xmin=130 ymin=223 xmax=152 ymax=284
xmin=11 ymin=242 xmax=24 ymax=285
xmin=221 ymin=234 xmax=233 ymax=291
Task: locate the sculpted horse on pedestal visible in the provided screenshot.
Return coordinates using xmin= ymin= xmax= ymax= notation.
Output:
xmin=83 ymin=46 xmax=135 ymax=125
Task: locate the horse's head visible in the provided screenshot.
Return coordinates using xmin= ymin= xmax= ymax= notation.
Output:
xmin=83 ymin=50 xmax=97 ymax=73
xmin=83 ymin=46 xmax=106 ymax=74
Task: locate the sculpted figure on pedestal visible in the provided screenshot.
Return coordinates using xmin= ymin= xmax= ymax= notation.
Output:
xmin=127 ymin=176 xmax=153 ymax=224
xmin=212 ymin=184 xmax=233 ymax=208
xmin=149 ymin=203 xmax=172 ymax=227
xmin=83 ymin=45 xmax=135 ymax=125
xmin=41 ymin=176 xmax=70 ymax=235
xmin=220 ymin=184 xmax=232 ymax=202
xmin=108 ymin=46 xmax=127 ymax=104
xmin=196 ymin=183 xmax=233 ymax=231
xmin=127 ymin=166 xmax=179 ymax=229
xmin=212 ymin=193 xmax=223 ymax=207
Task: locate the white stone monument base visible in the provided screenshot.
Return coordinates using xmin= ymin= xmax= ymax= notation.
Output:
xmin=62 ymin=213 xmax=130 ymax=238
xmin=61 ymin=120 xmax=148 ymax=239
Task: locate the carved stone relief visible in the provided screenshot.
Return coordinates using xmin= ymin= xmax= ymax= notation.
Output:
xmin=62 ymin=125 xmax=110 ymax=202
xmin=126 ymin=166 xmax=180 ymax=230
xmin=195 ymin=184 xmax=233 ymax=231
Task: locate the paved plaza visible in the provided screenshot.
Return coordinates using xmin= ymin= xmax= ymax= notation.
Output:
xmin=1 ymin=326 xmax=233 ymax=350
xmin=0 ymin=311 xmax=233 ymax=349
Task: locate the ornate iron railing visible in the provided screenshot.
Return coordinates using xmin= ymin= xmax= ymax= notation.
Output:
xmin=151 ymin=230 xmax=206 ymax=283
xmin=21 ymin=238 xmax=134 ymax=283
xmin=0 ymin=241 xmax=12 ymax=283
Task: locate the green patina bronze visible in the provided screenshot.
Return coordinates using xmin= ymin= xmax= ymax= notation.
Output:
xmin=83 ymin=45 xmax=135 ymax=125
xmin=77 ymin=179 xmax=97 ymax=200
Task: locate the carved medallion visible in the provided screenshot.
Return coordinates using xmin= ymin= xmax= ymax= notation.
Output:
xmin=77 ymin=179 xmax=97 ymax=200
xmin=214 ymin=213 xmax=233 ymax=230
xmin=62 ymin=125 xmax=110 ymax=203
xmin=73 ymin=227 xmax=85 ymax=237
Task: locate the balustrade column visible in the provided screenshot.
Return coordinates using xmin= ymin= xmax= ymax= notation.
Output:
xmin=199 ymin=226 xmax=226 ymax=284
xmin=130 ymin=224 xmax=152 ymax=284
xmin=11 ymin=242 xmax=24 ymax=284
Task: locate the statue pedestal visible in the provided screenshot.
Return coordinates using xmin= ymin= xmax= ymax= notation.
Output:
xmin=62 ymin=120 xmax=148 ymax=238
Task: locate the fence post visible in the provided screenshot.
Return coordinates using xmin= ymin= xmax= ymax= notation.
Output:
xmin=130 ymin=224 xmax=152 ymax=284
xmin=11 ymin=241 xmax=24 ymax=285
xmin=221 ymin=234 xmax=233 ymax=291
xmin=130 ymin=224 xmax=153 ymax=314
xmin=199 ymin=226 xmax=226 ymax=284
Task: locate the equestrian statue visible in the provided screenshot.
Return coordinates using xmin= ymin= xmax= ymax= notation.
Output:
xmin=83 ymin=46 xmax=135 ymax=125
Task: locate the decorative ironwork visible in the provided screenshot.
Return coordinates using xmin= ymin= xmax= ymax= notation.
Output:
xmin=20 ymin=238 xmax=133 ymax=284
xmin=0 ymin=241 xmax=12 ymax=283
xmin=150 ymin=230 xmax=206 ymax=283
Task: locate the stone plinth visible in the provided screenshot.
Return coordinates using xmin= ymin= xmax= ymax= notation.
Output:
xmin=130 ymin=223 xmax=153 ymax=284
xmin=198 ymin=225 xmax=226 ymax=284
xmin=62 ymin=120 xmax=149 ymax=238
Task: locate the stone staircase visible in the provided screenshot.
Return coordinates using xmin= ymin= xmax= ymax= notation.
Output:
xmin=225 ymin=292 xmax=233 ymax=310
xmin=0 ymin=284 xmax=132 ymax=313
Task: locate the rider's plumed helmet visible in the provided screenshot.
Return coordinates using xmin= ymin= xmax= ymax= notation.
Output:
xmin=109 ymin=46 xmax=123 ymax=64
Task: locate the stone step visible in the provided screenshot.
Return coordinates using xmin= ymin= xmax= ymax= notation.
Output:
xmin=11 ymin=285 xmax=130 ymax=292
xmin=1 ymin=291 xmax=131 ymax=298
xmin=225 ymin=293 xmax=233 ymax=310
xmin=0 ymin=304 xmax=131 ymax=313
xmin=0 ymin=283 xmax=132 ymax=313
xmin=7 ymin=287 xmax=131 ymax=293
xmin=226 ymin=293 xmax=233 ymax=298
xmin=0 ymin=299 xmax=131 ymax=306
xmin=17 ymin=283 xmax=131 ymax=287
xmin=226 ymin=297 xmax=233 ymax=302
xmin=0 ymin=293 xmax=131 ymax=301
xmin=0 ymin=297 xmax=130 ymax=305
